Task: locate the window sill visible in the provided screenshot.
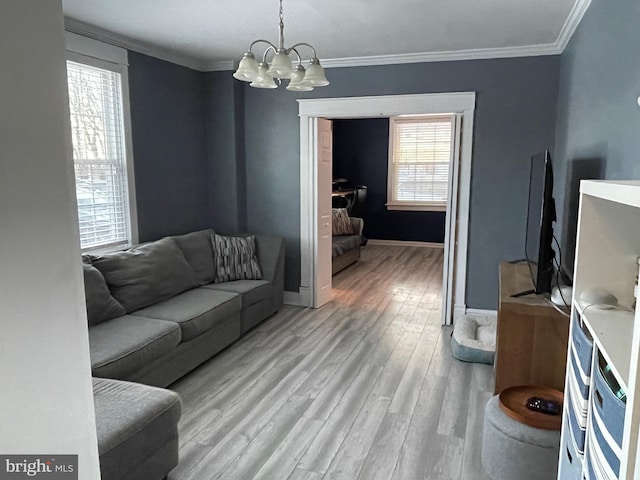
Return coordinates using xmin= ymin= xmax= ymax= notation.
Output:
xmin=386 ymin=203 xmax=447 ymax=212
xmin=81 ymin=242 xmax=132 ymax=255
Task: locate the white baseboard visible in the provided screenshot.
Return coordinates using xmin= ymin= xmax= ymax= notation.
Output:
xmin=367 ymin=239 xmax=445 ymax=249
xmin=283 ymin=289 xmax=309 ymax=307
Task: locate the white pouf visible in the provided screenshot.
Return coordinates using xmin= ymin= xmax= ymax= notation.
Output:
xmin=451 ymin=314 xmax=496 ymax=364
xmin=482 ymin=395 xmax=560 ymax=480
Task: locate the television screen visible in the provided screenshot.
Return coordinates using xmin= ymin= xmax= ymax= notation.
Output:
xmin=525 ymin=151 xmax=556 ymax=294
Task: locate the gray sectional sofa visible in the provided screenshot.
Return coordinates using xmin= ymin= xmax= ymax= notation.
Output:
xmin=332 ymin=216 xmax=366 ymax=275
xmin=85 ymin=229 xmax=284 ymax=387
xmin=82 ymin=228 xmax=285 ymax=480
xmin=93 ymin=378 xmax=181 ymax=480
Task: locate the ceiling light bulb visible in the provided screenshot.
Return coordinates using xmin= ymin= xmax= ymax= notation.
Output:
xmin=287 ymin=65 xmax=313 ymax=91
xmin=267 ymin=51 xmax=293 ymax=79
xmin=250 ymin=62 xmax=278 ymax=89
xmin=301 ymin=58 xmax=330 ymax=87
xmin=233 ymin=52 xmax=259 ymax=82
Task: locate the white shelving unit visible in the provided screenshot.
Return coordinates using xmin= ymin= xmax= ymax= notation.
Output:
xmin=558 ymin=180 xmax=640 ymax=479
xmin=575 ymin=300 xmax=634 ymax=390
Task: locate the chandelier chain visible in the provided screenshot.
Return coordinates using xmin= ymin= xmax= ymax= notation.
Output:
xmin=278 ymin=0 xmax=285 ymax=50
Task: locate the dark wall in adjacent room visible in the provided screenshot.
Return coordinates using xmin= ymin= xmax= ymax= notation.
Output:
xmin=332 ymin=118 xmax=446 ymax=243
xmin=128 ymin=51 xmax=209 ymax=242
xmin=554 ymin=0 xmax=640 ymax=276
xmin=242 ymin=55 xmax=560 ymax=308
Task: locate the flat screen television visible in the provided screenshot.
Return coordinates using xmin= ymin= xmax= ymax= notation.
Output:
xmin=524 ymin=150 xmax=556 ymax=294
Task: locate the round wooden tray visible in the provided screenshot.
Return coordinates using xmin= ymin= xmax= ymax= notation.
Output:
xmin=499 ymin=385 xmax=564 ymax=430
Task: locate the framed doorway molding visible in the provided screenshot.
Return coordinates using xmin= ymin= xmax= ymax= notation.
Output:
xmin=298 ymin=92 xmax=475 ymax=324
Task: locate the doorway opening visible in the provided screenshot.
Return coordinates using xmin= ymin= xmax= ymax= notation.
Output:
xmin=298 ymin=93 xmax=476 ymax=325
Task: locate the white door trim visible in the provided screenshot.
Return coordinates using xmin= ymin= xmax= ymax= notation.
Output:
xmin=442 ymin=113 xmax=462 ymax=324
xmin=314 ymin=118 xmax=334 ymax=307
xmin=298 ymin=92 xmax=476 ymax=324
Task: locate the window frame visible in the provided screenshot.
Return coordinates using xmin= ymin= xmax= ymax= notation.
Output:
xmin=65 ymin=34 xmax=137 ymax=253
xmin=386 ymin=114 xmax=458 ymax=212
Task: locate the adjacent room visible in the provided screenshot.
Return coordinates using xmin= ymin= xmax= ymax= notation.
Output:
xmin=2 ymin=0 xmax=640 ymax=479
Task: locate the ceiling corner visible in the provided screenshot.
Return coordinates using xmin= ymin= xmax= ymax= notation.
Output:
xmin=555 ymin=0 xmax=592 ymax=52
xmin=64 ymin=17 xmax=207 ymax=71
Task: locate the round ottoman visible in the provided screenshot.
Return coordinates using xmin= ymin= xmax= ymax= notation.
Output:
xmin=482 ymin=395 xmax=560 ymax=480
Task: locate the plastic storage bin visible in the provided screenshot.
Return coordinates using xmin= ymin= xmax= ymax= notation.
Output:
xmin=592 ymin=356 xmax=626 ymax=447
xmin=586 ymin=427 xmax=618 ymax=480
xmin=582 ymin=353 xmax=626 ymax=479
xmin=570 ymin=309 xmax=593 ymax=400
xmin=566 ymin=381 xmax=587 ymax=453
xmin=591 ymin=412 xmax=620 ymax=476
xmin=558 ymin=411 xmax=584 ymax=480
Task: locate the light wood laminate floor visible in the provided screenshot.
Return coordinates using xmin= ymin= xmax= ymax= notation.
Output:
xmin=169 ymin=245 xmax=493 ymax=480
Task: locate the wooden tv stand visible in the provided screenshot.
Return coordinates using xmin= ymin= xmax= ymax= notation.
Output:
xmin=494 ymin=261 xmax=570 ymax=394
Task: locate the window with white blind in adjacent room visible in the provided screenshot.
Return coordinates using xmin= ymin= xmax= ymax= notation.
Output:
xmin=66 ymin=57 xmax=135 ymax=251
xmin=387 ymin=114 xmax=457 ymax=212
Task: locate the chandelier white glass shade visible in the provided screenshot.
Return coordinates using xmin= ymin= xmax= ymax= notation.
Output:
xmin=250 ymin=62 xmax=278 ymax=89
xmin=233 ymin=0 xmax=329 ymax=91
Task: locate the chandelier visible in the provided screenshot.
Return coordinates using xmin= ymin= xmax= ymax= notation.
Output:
xmin=233 ymin=0 xmax=329 ymax=91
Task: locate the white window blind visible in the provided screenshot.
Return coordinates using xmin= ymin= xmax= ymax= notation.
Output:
xmin=388 ymin=115 xmax=456 ymax=210
xmin=66 ymin=60 xmax=132 ymax=251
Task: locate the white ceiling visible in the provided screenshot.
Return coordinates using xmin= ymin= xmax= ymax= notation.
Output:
xmin=61 ymin=0 xmax=585 ymax=71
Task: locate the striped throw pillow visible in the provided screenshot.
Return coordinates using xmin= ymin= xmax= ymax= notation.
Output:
xmin=211 ymin=234 xmax=263 ymax=283
xmin=332 ymin=208 xmax=354 ymax=235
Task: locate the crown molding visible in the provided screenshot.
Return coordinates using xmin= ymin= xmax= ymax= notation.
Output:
xmin=205 ymin=43 xmax=563 ymax=72
xmin=318 ymin=43 xmax=563 ymax=69
xmin=555 ymin=0 xmax=592 ymax=51
xmin=64 ymin=17 xmax=208 ymax=71
xmin=201 ymin=60 xmax=236 ymax=72
xmin=66 ymin=0 xmax=592 ymax=74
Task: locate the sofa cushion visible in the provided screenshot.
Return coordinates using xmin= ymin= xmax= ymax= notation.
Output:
xmin=332 ymin=234 xmax=365 ymax=258
xmin=171 ymin=229 xmax=215 ymax=285
xmin=93 ymin=377 xmax=181 ymax=480
xmin=211 ymin=234 xmax=262 ymax=283
xmin=90 ymin=238 xmax=199 ymax=313
xmin=83 ymin=263 xmax=126 ymax=326
xmin=202 ymin=279 xmax=272 ymax=308
xmin=332 ymin=208 xmax=354 ymax=235
xmin=133 ymin=288 xmax=242 ymax=341
xmin=89 ymin=315 xmax=182 ymax=379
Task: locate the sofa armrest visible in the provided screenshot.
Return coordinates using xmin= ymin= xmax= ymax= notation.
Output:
xmin=254 ymin=235 xmax=285 ymax=311
xmin=253 ymin=235 xmax=284 ymax=281
xmin=349 ymin=217 xmax=364 ymax=236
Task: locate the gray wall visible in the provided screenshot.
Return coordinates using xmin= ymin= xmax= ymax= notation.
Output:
xmin=128 ymin=51 xmax=210 ymax=242
xmin=554 ymin=0 xmax=640 ymax=275
xmin=204 ymin=72 xmax=247 ymax=233
xmin=126 ymin=52 xmax=561 ymax=309
xmin=240 ymin=56 xmax=560 ymax=308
